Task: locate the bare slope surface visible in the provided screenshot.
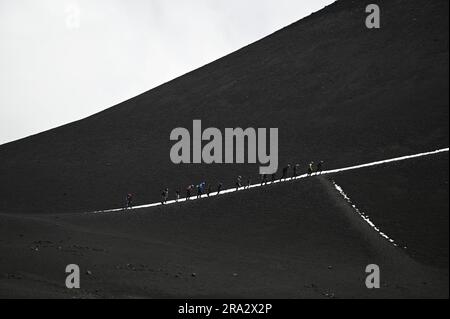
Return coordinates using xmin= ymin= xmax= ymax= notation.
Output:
xmin=0 ymin=0 xmax=448 ymax=214
xmin=1 ymin=175 xmax=447 ymax=298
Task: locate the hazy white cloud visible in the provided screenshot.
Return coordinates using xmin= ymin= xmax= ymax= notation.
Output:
xmin=0 ymin=0 xmax=334 ymax=145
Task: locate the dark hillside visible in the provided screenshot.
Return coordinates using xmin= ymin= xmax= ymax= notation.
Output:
xmin=1 ymin=176 xmax=447 ymax=298
xmin=331 ymin=152 xmax=449 ymax=268
xmin=0 ymin=0 xmax=448 ymax=213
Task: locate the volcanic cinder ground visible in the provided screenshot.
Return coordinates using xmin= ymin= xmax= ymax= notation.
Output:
xmin=0 ymin=0 xmax=448 ymax=298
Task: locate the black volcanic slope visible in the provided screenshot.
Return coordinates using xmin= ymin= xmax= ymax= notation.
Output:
xmin=331 ymin=152 xmax=449 ymax=269
xmin=0 ymin=176 xmax=447 ymax=298
xmin=0 ymin=0 xmax=448 ymax=213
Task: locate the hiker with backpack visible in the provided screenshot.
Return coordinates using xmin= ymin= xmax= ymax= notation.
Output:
xmin=308 ymin=162 xmax=315 ymax=176
xmin=271 ymin=173 xmax=277 ymax=183
xmin=317 ymin=161 xmax=324 ymax=174
xmin=186 ymin=185 xmax=193 ymax=200
xmin=126 ymin=193 xmax=133 ymax=209
xmin=197 ymin=184 xmax=203 ymax=198
xmin=293 ymin=164 xmax=300 ymax=177
xmin=201 ymin=182 xmax=206 ymax=194
xmin=161 ymin=188 xmax=169 ymax=204
xmin=281 ymin=164 xmax=291 ymax=181
xmin=261 ymin=174 xmax=268 ymax=185
xmin=236 ymin=176 xmax=242 ymax=191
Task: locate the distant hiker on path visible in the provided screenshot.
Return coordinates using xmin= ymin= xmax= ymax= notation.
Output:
xmin=161 ymin=188 xmax=169 ymax=204
xmin=197 ymin=184 xmax=203 ymax=199
xmin=281 ymin=164 xmax=291 ymax=180
xmin=175 ymin=190 xmax=180 ymax=202
xmin=261 ymin=174 xmax=268 ymax=185
xmin=293 ymin=164 xmax=300 ymax=177
xmin=161 ymin=190 xmax=165 ymax=204
xmin=236 ymin=176 xmax=242 ymax=190
xmin=201 ymin=182 xmax=206 ymax=194
xmin=317 ymin=161 xmax=324 ymax=174
xmin=126 ymin=193 xmax=133 ymax=209
xmin=186 ymin=185 xmax=193 ymax=200
xmin=308 ymin=162 xmax=315 ymax=176
xmin=217 ymin=182 xmax=223 ymax=195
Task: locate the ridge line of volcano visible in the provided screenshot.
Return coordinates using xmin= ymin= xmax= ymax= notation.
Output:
xmin=90 ymin=147 xmax=449 ymax=214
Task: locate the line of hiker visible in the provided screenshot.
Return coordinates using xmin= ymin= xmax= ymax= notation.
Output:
xmin=261 ymin=160 xmax=324 ymax=185
xmin=125 ymin=160 xmax=324 ymax=209
xmin=158 ymin=181 xmax=225 ymax=205
xmin=182 ymin=181 xmax=224 ymax=202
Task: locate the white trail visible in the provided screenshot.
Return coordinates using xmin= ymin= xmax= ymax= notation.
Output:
xmin=332 ymin=181 xmax=399 ymax=247
xmin=90 ymin=147 xmax=449 ymax=214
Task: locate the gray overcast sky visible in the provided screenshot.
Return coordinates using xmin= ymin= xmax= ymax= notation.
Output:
xmin=0 ymin=0 xmax=334 ymax=145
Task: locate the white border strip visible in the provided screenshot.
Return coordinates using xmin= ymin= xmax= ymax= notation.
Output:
xmin=91 ymin=147 xmax=449 ymax=214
